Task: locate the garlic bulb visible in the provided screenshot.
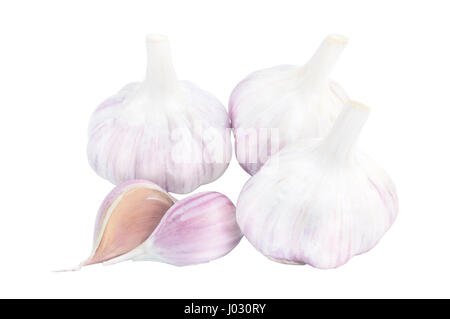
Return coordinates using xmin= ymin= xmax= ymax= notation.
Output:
xmin=229 ymin=34 xmax=349 ymax=175
xmin=88 ymin=35 xmax=231 ymax=194
xmin=236 ymin=101 xmax=398 ymax=269
xmin=81 ymin=180 xmax=242 ymax=267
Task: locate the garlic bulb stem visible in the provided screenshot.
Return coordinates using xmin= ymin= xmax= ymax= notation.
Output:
xmin=143 ymin=34 xmax=180 ymax=100
xmin=319 ymin=100 xmax=369 ymax=162
xmin=305 ymin=34 xmax=348 ymax=81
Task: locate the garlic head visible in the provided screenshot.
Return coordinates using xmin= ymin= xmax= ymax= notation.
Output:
xmin=236 ymin=101 xmax=398 ymax=269
xmin=229 ymin=34 xmax=349 ymax=175
xmin=88 ymin=35 xmax=231 ymax=194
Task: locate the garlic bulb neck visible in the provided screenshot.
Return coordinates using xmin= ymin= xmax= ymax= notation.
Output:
xmin=142 ymin=34 xmax=181 ymax=100
xmin=319 ymin=100 xmax=369 ymax=163
xmin=305 ymin=34 xmax=347 ymax=83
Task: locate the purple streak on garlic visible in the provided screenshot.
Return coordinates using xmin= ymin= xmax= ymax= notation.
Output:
xmin=229 ymin=34 xmax=349 ymax=175
xmin=82 ymin=180 xmax=242 ymax=267
xmin=88 ymin=35 xmax=231 ymax=194
xmin=236 ymin=101 xmax=398 ymax=269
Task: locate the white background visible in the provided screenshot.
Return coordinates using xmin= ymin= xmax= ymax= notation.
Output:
xmin=1 ymin=0 xmax=449 ymax=298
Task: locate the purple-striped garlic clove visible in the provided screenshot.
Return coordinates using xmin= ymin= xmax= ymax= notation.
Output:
xmin=236 ymin=101 xmax=398 ymax=269
xmin=87 ymin=35 xmax=231 ymax=194
xmin=81 ymin=180 xmax=242 ymax=268
xmin=229 ymin=34 xmax=349 ymax=175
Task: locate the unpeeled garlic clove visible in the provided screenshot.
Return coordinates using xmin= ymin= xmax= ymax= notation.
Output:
xmin=229 ymin=34 xmax=349 ymax=175
xmin=81 ymin=180 xmax=242 ymax=267
xmin=236 ymin=101 xmax=398 ymax=269
xmin=87 ymin=35 xmax=231 ymax=194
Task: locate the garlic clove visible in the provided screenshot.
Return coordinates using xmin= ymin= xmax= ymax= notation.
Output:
xmin=81 ymin=180 xmax=242 ymax=268
xmin=229 ymin=34 xmax=349 ymax=175
xmin=236 ymin=101 xmax=398 ymax=269
xmin=125 ymin=192 xmax=243 ymax=266
xmin=88 ymin=35 xmax=231 ymax=194
xmin=83 ymin=181 xmax=174 ymax=266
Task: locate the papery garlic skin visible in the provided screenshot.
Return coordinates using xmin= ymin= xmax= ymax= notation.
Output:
xmin=83 ymin=180 xmax=242 ymax=267
xmin=236 ymin=101 xmax=398 ymax=269
xmin=88 ymin=35 xmax=231 ymax=194
xmin=229 ymin=34 xmax=349 ymax=175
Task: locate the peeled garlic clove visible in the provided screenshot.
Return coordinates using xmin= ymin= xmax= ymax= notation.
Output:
xmin=229 ymin=34 xmax=349 ymax=175
xmin=82 ymin=180 xmax=242 ymax=267
xmin=236 ymin=101 xmax=398 ymax=269
xmin=88 ymin=35 xmax=231 ymax=194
